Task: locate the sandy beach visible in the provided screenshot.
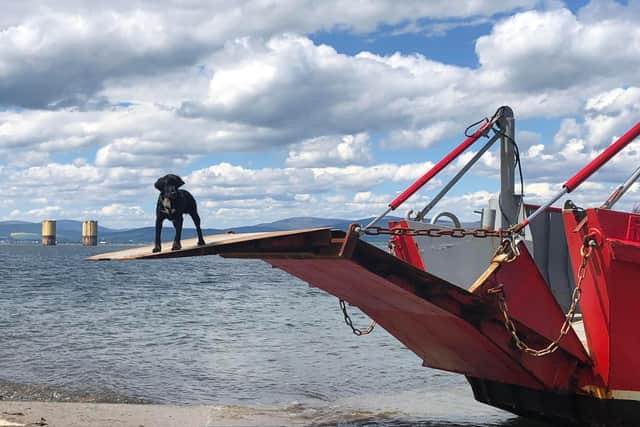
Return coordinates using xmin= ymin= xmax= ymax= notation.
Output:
xmin=0 ymin=401 xmax=309 ymax=427
xmin=0 ymin=401 xmax=213 ymax=427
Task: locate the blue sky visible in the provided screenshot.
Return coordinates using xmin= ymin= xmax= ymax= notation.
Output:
xmin=1 ymin=0 xmax=640 ymax=229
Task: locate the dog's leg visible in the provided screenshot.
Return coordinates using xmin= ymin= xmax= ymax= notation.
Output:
xmin=153 ymin=217 xmax=164 ymax=253
xmin=191 ymin=211 xmax=206 ymax=246
xmin=172 ymin=216 xmax=183 ymax=251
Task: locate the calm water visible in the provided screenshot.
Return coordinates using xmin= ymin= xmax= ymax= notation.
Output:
xmin=0 ymin=244 xmax=548 ymax=426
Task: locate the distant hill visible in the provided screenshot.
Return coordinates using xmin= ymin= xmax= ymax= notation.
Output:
xmin=0 ymin=215 xmax=480 ymax=244
xmin=0 ymin=216 xmax=408 ymax=243
xmin=0 ymin=220 xmax=118 ymax=243
xmin=248 ymin=216 xmax=351 ymax=231
xmin=99 ymin=216 xmax=407 ymax=243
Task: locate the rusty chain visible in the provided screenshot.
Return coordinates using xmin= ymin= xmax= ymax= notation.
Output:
xmin=346 ymin=224 xmax=517 ymax=336
xmin=353 ymin=222 xmax=595 ymax=354
xmin=339 ymin=299 xmax=376 ymax=336
xmin=489 ymin=239 xmax=595 ymax=357
xmin=361 ymin=225 xmax=516 ymax=239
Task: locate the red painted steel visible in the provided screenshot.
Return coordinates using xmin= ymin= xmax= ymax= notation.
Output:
xmin=389 ymin=121 xmax=492 ymax=210
xmin=472 ymin=242 xmax=590 ymax=364
xmin=626 ymin=216 xmax=640 ymax=242
xmin=514 ymin=121 xmax=640 ymax=233
xmin=264 ymin=240 xmax=593 ymax=392
xmin=388 ymin=220 xmax=425 ymax=270
xmin=564 ymin=121 xmax=640 ymax=192
xmin=379 ymin=223 xmax=596 ymax=390
xmin=267 ymin=257 xmax=542 ymax=387
xmin=523 ymin=203 xmax=562 ymax=213
xmin=563 ymin=208 xmax=640 ymax=390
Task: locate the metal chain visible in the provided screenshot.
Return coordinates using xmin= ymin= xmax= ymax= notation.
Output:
xmin=493 ymin=237 xmax=521 ymax=262
xmin=339 ymin=299 xmax=376 ymax=336
xmin=490 ymin=240 xmax=595 ymax=357
xmin=362 ymin=225 xmax=515 ymax=239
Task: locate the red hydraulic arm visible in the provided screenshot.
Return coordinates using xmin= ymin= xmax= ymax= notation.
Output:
xmin=389 ymin=120 xmax=493 ymax=210
xmin=564 ymin=121 xmax=640 ymax=191
xmin=516 ymin=120 xmax=640 ymax=231
xmin=363 ymin=119 xmax=494 ymax=230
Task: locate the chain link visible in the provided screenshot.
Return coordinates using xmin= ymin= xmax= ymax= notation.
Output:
xmin=490 ymin=240 xmax=595 ymax=357
xmin=340 ymin=225 xmax=515 ymax=337
xmin=362 ymin=225 xmax=515 ymax=239
xmin=339 ymin=299 xmax=376 ymax=336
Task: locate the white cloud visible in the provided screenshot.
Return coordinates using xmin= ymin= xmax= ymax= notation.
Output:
xmin=382 ymin=122 xmax=458 ymax=149
xmin=583 ymin=87 xmax=640 ymax=149
xmin=293 ymin=193 xmax=315 ymax=202
xmin=0 ymin=11 xmax=211 ymax=109
xmin=186 ymin=161 xmax=437 ymax=201
xmin=180 ymin=13 xmax=640 ymax=147
xmin=181 ymin=34 xmax=479 ymax=138
xmin=15 ymin=163 xmax=102 ymax=187
xmin=286 ymin=133 xmax=372 ymax=167
xmin=9 ymin=150 xmax=50 ymax=167
xmin=475 ymin=7 xmax=640 ymax=92
xmin=5 ymin=163 xmax=161 ymax=207
xmin=95 ymin=139 xmax=199 ymax=168
xmin=98 ymin=203 xmax=148 ymax=219
xmin=353 ymin=191 xmax=387 ymax=204
xmin=0 ymin=104 xmax=298 ymax=162
xmin=0 ymin=1 xmax=538 ymax=109
xmin=25 ymin=205 xmax=62 ymax=219
xmin=3 ymin=1 xmax=640 ymax=229
xmin=515 ymin=130 xmax=542 ymax=150
xmin=5 ymin=4 xmax=640 ymax=168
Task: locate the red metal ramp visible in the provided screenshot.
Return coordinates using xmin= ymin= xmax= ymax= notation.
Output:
xmin=86 ymin=228 xmax=336 ymax=261
xmin=88 ymin=226 xmax=593 ymax=392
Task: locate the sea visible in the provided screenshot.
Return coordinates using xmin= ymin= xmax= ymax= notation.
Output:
xmin=0 ymin=244 xmax=548 ymax=426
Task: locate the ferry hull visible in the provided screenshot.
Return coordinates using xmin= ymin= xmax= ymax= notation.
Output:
xmin=563 ymin=207 xmax=640 ymax=394
xmin=89 ymin=224 xmax=636 ymax=426
xmin=469 ymin=377 xmax=640 ymax=427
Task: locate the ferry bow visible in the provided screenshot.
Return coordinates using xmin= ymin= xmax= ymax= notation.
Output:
xmin=90 ymin=109 xmax=640 ymax=426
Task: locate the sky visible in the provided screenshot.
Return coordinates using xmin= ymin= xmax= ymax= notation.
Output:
xmin=2 ymin=0 xmax=640 ymax=229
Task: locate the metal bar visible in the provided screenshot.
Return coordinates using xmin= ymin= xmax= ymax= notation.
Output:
xmin=563 ymin=121 xmax=640 ymax=192
xmin=513 ymin=120 xmax=640 ymax=233
xmin=388 ymin=120 xmax=493 ymax=210
xmin=601 ymin=164 xmax=640 ymax=209
xmin=515 ymin=188 xmax=568 ymax=232
xmin=415 ymin=133 xmax=501 ymax=222
xmin=363 ymin=206 xmax=392 ymax=230
xmin=497 ymin=106 xmax=519 ymax=227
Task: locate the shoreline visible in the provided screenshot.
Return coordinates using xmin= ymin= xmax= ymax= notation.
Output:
xmin=0 ymin=400 xmax=314 ymax=427
xmin=0 ymin=400 xmax=410 ymax=427
xmin=0 ymin=401 xmax=216 ymax=427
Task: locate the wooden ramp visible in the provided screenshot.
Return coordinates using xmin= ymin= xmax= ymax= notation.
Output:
xmin=86 ymin=228 xmax=338 ymax=261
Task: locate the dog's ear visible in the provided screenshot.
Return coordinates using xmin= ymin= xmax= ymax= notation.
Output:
xmin=166 ymin=174 xmax=185 ymax=188
xmin=154 ymin=176 xmax=166 ymax=192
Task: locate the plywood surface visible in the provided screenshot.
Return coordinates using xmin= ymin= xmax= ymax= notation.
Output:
xmin=87 ymin=228 xmax=329 ymax=261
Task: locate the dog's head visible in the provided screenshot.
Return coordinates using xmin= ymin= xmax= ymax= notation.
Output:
xmin=154 ymin=174 xmax=185 ymax=200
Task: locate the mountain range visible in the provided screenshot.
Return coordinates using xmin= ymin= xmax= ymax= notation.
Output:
xmin=0 ymin=217 xmax=411 ymax=243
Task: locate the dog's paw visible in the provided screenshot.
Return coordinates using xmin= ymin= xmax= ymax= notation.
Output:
xmin=198 ymin=240 xmax=206 ymax=246
xmin=171 ymin=243 xmax=182 ymax=251
xmin=152 ymin=246 xmax=161 ymax=253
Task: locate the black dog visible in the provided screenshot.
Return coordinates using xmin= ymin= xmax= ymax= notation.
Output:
xmin=153 ymin=174 xmax=206 ymax=253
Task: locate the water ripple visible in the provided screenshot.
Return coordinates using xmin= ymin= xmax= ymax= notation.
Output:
xmin=0 ymin=244 xmax=542 ymax=426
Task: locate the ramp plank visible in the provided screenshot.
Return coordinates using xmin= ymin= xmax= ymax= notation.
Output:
xmin=86 ymin=228 xmax=333 ymax=261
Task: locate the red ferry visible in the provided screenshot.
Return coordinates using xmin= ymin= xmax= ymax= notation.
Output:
xmin=92 ymin=108 xmax=640 ymax=426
